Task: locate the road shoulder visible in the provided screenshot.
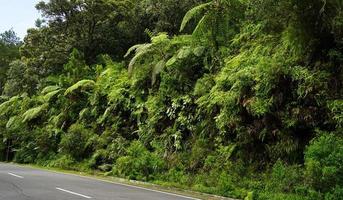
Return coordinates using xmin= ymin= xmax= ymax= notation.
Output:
xmin=2 ymin=162 xmax=237 ymax=200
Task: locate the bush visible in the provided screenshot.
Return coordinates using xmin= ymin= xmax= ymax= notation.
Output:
xmin=89 ymin=149 xmax=108 ymax=167
xmin=192 ymin=169 xmax=247 ymax=198
xmin=47 ymin=155 xmax=76 ymax=170
xmin=266 ymin=160 xmax=303 ymax=193
xmin=112 ymin=141 xmax=165 ymax=181
xmin=304 ymin=133 xmax=343 ymax=194
xmin=325 ymin=186 xmax=343 ymax=200
xmin=163 ymin=167 xmax=189 ymax=186
xmin=88 ymin=149 xmax=113 ymax=171
xmin=59 ymin=123 xmax=93 ymax=160
xmin=14 ymin=146 xmax=37 ymax=163
xmin=257 ymin=192 xmax=312 ymax=200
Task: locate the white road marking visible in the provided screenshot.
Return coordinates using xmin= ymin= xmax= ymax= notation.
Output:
xmin=8 ymin=173 xmax=24 ymax=179
xmin=3 ymin=163 xmax=201 ymax=200
xmin=56 ymin=187 xmax=92 ymax=199
xmin=58 ymin=174 xmax=201 ymax=200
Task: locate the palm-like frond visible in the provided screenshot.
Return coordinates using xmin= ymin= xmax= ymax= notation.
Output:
xmin=192 ymin=14 xmax=211 ymax=37
xmin=44 ymin=89 xmax=63 ymax=102
xmin=180 ymin=2 xmax=212 ymax=32
xmin=151 ymin=60 xmax=166 ymax=85
xmin=125 ymin=43 xmax=153 ymax=74
xmin=41 ymin=85 xmax=61 ymax=94
xmin=0 ymin=96 xmax=20 ymax=114
xmin=22 ymin=103 xmax=49 ymax=122
xmin=79 ymin=108 xmax=90 ymax=120
xmin=64 ymin=80 xmax=95 ymax=96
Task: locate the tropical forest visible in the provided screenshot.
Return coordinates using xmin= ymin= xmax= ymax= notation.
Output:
xmin=0 ymin=0 xmax=342 ymax=199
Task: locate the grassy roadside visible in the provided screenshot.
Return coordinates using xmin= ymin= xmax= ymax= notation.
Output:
xmin=7 ymin=162 xmax=238 ymax=200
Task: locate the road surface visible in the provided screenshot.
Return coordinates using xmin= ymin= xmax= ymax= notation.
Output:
xmin=0 ymin=163 xmax=199 ymax=200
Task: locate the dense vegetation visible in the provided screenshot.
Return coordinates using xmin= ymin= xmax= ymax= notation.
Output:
xmin=0 ymin=0 xmax=342 ymax=199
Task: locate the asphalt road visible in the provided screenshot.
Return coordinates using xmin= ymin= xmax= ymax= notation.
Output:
xmin=0 ymin=163 xmax=199 ymax=200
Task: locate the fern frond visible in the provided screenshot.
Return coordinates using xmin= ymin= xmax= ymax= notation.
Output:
xmin=193 ymin=46 xmax=206 ymax=56
xmin=97 ymin=106 xmax=113 ymax=124
xmin=192 ymin=14 xmax=211 ymax=38
xmin=22 ymin=103 xmax=49 ymax=122
xmin=166 ymin=56 xmax=177 ymax=67
xmin=124 ymin=44 xmax=147 ymax=58
xmin=180 ymin=2 xmax=212 ymax=32
xmin=44 ymin=89 xmax=63 ymax=102
xmin=49 ymin=112 xmax=65 ymax=128
xmin=152 ymin=60 xmax=166 ymax=85
xmin=6 ymin=116 xmax=20 ymax=129
xmin=41 ymin=85 xmax=61 ymax=94
xmin=0 ymin=96 xmax=20 ymax=114
xmin=99 ymin=68 xmax=112 ymax=77
xmin=177 ymin=47 xmax=192 ymax=59
xmin=79 ymin=108 xmax=90 ymax=120
xmin=127 ymin=43 xmax=153 ymax=74
xmin=64 ymin=80 xmax=95 ymax=96
xmin=151 ymin=33 xmax=169 ymax=44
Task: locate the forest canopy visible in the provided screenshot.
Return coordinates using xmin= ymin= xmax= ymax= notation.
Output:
xmin=0 ymin=0 xmax=342 ymax=199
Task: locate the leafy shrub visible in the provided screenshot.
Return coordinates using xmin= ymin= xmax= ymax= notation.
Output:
xmin=113 ymin=141 xmax=165 ymax=181
xmin=59 ymin=123 xmax=93 ymax=160
xmin=88 ymin=149 xmax=113 ymax=171
xmin=325 ymin=186 xmax=343 ymax=200
xmin=163 ymin=167 xmax=189 ymax=186
xmin=265 ymin=160 xmax=303 ymax=193
xmin=304 ymin=133 xmax=343 ymax=193
xmin=256 ymin=192 xmax=312 ymax=200
xmin=192 ymin=168 xmax=247 ymax=198
xmin=47 ymin=155 xmax=76 ymax=170
xmin=216 ymin=171 xmax=247 ymax=198
xmin=14 ymin=146 xmax=37 ymax=163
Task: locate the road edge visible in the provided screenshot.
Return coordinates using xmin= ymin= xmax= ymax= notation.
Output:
xmin=2 ymin=162 xmax=238 ymax=200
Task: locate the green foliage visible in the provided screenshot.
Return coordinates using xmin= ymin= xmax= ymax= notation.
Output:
xmin=256 ymin=193 xmax=313 ymax=200
xmin=64 ymin=80 xmax=95 ymax=96
xmin=47 ymin=155 xmax=76 ymax=170
xmin=0 ymin=0 xmax=342 ymax=199
xmin=0 ymin=29 xmax=21 ymax=94
xmin=113 ymin=141 xmax=165 ymax=181
xmin=59 ymin=123 xmax=93 ymax=160
xmin=180 ymin=0 xmax=244 ymax=48
xmin=41 ymin=85 xmax=60 ymax=94
xmin=328 ymin=100 xmax=343 ymax=128
xmin=325 ymin=186 xmax=343 ymax=200
xmin=180 ymin=2 xmax=212 ymax=32
xmin=22 ymin=103 xmax=48 ymax=122
xmin=2 ymin=60 xmax=37 ymax=96
xmin=304 ymin=133 xmax=343 ymax=193
xmin=0 ymin=96 xmax=20 ymax=114
xmin=265 ymin=161 xmax=303 ymax=194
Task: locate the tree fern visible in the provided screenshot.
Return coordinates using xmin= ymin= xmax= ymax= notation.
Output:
xmin=192 ymin=15 xmax=210 ymax=38
xmin=0 ymin=96 xmax=20 ymax=114
xmin=44 ymin=89 xmax=63 ymax=102
xmin=79 ymin=108 xmax=90 ymax=120
xmin=6 ymin=115 xmax=22 ymax=130
xmin=41 ymin=85 xmax=61 ymax=94
xmin=180 ymin=2 xmax=212 ymax=32
xmin=152 ymin=60 xmax=166 ymax=85
xmin=64 ymin=80 xmax=95 ymax=96
xmin=124 ymin=33 xmax=171 ymax=85
xmin=97 ymin=106 xmax=113 ymax=124
xmin=22 ymin=103 xmax=48 ymax=122
xmin=125 ymin=43 xmax=153 ymax=74
xmin=180 ymin=0 xmax=244 ymax=48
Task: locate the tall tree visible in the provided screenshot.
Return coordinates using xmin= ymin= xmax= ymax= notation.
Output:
xmin=0 ymin=30 xmax=21 ymax=94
